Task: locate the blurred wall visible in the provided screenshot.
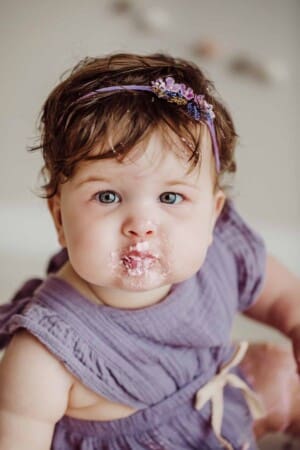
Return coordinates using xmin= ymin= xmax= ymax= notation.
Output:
xmin=0 ymin=0 xmax=299 ymax=301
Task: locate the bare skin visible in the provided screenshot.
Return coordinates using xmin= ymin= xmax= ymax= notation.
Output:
xmin=240 ymin=342 xmax=300 ymax=439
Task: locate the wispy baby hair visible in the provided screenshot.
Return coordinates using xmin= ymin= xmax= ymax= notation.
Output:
xmin=30 ymin=52 xmax=238 ymax=197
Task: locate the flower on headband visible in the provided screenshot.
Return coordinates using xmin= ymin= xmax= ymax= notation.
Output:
xmin=151 ymin=76 xmax=215 ymax=121
xmin=194 ymin=95 xmax=215 ymax=120
xmin=152 ymin=77 xmax=187 ymax=105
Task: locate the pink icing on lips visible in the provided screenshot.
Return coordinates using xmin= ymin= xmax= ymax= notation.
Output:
xmin=121 ymin=242 xmax=158 ymax=276
xmin=122 ymin=252 xmax=156 ymax=272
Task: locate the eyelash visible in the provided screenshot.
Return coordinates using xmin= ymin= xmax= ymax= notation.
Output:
xmin=94 ymin=191 xmax=184 ymax=205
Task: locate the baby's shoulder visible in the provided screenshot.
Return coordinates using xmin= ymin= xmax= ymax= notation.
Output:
xmin=0 ymin=330 xmax=74 ymax=449
xmin=0 ymin=330 xmax=73 ymax=421
xmin=0 ymin=330 xmax=73 ymax=414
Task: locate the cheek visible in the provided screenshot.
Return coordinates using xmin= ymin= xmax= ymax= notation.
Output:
xmin=175 ymin=240 xmax=209 ymax=275
xmin=65 ymin=224 xmax=114 ymax=282
xmin=61 ymin=211 xmax=109 ymax=262
xmin=171 ymin=217 xmax=214 ymax=275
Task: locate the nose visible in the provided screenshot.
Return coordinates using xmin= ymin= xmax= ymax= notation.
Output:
xmin=122 ymin=217 xmax=157 ymax=239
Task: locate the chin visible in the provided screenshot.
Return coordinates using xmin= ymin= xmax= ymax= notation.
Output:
xmin=116 ymin=279 xmax=163 ymax=292
xmin=113 ymin=269 xmax=171 ymax=292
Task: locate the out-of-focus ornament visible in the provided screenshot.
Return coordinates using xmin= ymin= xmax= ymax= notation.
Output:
xmin=229 ymin=54 xmax=289 ymax=84
xmin=229 ymin=55 xmax=267 ymax=82
xmin=191 ymin=39 xmax=221 ymax=59
xmin=132 ymin=5 xmax=170 ymax=32
xmin=111 ymin=0 xmax=133 ymax=14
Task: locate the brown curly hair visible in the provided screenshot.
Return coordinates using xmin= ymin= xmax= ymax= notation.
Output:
xmin=30 ymin=52 xmax=237 ymax=197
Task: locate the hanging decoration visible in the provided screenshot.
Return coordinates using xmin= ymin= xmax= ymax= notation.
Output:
xmin=191 ymin=39 xmax=221 ymax=60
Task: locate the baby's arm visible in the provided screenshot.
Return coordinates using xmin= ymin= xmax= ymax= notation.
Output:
xmin=244 ymin=253 xmax=300 ymax=371
xmin=0 ymin=331 xmax=73 ymax=450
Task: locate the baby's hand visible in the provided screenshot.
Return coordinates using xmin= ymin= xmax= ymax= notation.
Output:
xmin=288 ymin=325 xmax=300 ymax=375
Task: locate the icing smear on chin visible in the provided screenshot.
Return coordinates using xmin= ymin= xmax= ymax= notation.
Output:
xmin=121 ymin=241 xmax=158 ymax=277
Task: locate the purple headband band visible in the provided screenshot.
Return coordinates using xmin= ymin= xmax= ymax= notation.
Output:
xmin=79 ymin=76 xmax=221 ymax=172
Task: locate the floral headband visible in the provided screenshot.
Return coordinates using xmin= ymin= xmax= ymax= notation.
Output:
xmin=79 ymin=76 xmax=220 ymax=172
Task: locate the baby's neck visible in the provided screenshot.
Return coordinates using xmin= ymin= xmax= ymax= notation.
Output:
xmin=56 ymin=261 xmax=171 ymax=310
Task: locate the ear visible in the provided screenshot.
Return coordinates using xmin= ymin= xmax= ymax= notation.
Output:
xmin=208 ymin=189 xmax=226 ymax=245
xmin=47 ymin=194 xmax=66 ymax=247
xmin=213 ymin=189 xmax=226 ymax=224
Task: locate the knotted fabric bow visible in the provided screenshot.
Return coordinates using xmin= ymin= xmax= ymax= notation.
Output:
xmin=194 ymin=341 xmax=265 ymax=450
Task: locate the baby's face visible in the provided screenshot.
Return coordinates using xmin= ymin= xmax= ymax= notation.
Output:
xmin=49 ymin=129 xmax=225 ymax=306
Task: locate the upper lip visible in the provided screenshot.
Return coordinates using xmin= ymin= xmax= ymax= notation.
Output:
xmin=122 ymin=250 xmax=156 ymax=260
xmin=121 ymin=240 xmax=158 ymax=260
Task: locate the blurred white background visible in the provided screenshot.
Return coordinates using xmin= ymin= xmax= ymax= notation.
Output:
xmin=0 ymin=2 xmax=299 ymax=446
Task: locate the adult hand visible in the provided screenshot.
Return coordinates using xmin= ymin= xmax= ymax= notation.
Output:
xmin=288 ymin=324 xmax=300 ymax=375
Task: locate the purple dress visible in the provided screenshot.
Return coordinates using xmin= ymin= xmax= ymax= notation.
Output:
xmin=0 ymin=202 xmax=266 ymax=450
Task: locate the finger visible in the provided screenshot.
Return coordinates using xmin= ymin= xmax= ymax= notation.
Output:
xmin=292 ymin=345 xmax=300 ymax=375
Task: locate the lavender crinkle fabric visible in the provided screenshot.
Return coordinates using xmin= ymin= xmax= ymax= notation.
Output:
xmin=0 ymin=201 xmax=266 ymax=450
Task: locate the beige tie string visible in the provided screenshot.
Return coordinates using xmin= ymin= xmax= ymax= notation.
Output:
xmin=194 ymin=341 xmax=265 ymax=450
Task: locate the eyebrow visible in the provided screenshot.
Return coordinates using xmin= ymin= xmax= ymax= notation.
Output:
xmin=165 ymin=179 xmax=200 ymax=190
xmin=75 ymin=176 xmax=111 ymax=187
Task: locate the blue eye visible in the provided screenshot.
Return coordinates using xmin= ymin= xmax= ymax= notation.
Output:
xmin=159 ymin=192 xmax=183 ymax=204
xmin=95 ymin=191 xmax=120 ymax=204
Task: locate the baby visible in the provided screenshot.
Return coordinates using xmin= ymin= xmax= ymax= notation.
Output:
xmin=0 ymin=52 xmax=300 ymax=450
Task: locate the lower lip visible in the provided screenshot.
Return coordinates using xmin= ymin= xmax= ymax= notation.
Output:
xmin=121 ymin=254 xmax=156 ymax=275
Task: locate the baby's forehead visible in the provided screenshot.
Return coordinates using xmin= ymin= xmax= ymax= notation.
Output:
xmin=121 ymin=127 xmax=214 ymax=177
xmin=73 ymin=127 xmax=214 ymax=185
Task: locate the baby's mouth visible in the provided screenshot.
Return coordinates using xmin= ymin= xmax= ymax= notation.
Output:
xmin=121 ymin=248 xmax=158 ymax=276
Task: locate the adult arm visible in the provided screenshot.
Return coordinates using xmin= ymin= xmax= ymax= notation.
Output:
xmin=244 ymin=253 xmax=300 ymax=371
